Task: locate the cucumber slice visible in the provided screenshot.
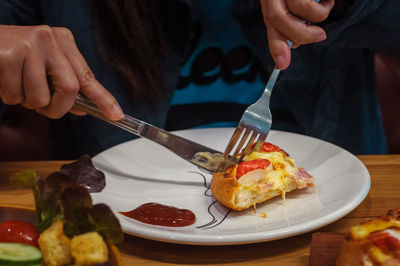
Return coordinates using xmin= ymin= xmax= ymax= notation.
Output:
xmin=0 ymin=242 xmax=42 ymax=265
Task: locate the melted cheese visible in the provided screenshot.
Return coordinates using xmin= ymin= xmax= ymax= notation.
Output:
xmin=236 ymin=151 xmax=300 ymax=204
xmin=245 ymin=151 xmax=295 ymax=165
xmin=240 ymin=151 xmax=298 ymax=191
xmin=229 ymin=148 xmax=314 ymax=209
xmin=350 ymin=219 xmax=400 ymax=241
xmin=369 ymin=245 xmax=392 ymax=264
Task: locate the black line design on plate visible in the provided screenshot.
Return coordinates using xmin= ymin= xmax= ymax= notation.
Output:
xmin=201 ymin=207 xmax=231 ymax=230
xmin=196 ymin=200 xmax=218 ymax=229
xmin=188 ymin=170 xmax=212 ymax=196
xmin=189 ymin=170 xmax=231 ymax=229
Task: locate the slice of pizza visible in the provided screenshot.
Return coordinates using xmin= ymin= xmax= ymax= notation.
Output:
xmin=210 ymin=142 xmax=314 ymax=211
xmin=336 ymin=208 xmax=400 ymax=266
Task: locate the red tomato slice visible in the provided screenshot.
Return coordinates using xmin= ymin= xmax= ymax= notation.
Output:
xmin=236 ymin=159 xmax=271 ymax=178
xmin=0 ymin=220 xmax=40 ymax=247
xmin=369 ymin=230 xmax=400 ymax=253
xmin=250 ymin=142 xmax=281 ymax=153
xmin=260 ymin=142 xmax=281 ymax=153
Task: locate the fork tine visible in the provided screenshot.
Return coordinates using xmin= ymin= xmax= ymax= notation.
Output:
xmin=237 ymin=132 xmax=267 ymax=163
xmin=231 ymin=128 xmax=251 ymax=159
xmin=217 ymin=44 xmax=279 ymax=171
xmin=216 ymin=127 xmax=244 ymax=171
xmin=253 ymin=133 xmax=267 ymax=152
xmin=218 ymin=130 xmax=268 ymax=172
xmin=237 ymin=130 xmax=258 ymax=162
xmin=222 ymin=126 xmax=244 ymax=160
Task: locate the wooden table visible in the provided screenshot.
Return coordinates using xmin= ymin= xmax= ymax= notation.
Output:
xmin=1 ymin=155 xmax=399 ymax=265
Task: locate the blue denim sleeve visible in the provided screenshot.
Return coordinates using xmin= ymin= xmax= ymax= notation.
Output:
xmin=322 ymin=0 xmax=400 ymax=53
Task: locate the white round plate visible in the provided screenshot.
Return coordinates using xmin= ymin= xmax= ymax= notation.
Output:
xmin=91 ymin=128 xmax=370 ymax=245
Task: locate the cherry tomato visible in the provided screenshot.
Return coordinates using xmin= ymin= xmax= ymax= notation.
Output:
xmin=236 ymin=159 xmax=271 ymax=178
xmin=0 ymin=220 xmax=40 ymax=247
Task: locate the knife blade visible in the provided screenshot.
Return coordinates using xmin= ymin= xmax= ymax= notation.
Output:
xmin=73 ymin=94 xmax=223 ymax=173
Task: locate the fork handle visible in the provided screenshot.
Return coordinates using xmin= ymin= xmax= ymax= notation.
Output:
xmin=73 ymin=94 xmax=144 ymax=136
xmin=264 ymin=68 xmax=281 ymax=95
xmin=259 ymin=40 xmax=294 ymax=103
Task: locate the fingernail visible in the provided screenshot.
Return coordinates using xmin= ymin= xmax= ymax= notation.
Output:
xmin=316 ymin=33 xmax=326 ymax=42
xmin=276 ymin=56 xmax=286 ymax=69
xmin=112 ymin=101 xmax=124 ymax=120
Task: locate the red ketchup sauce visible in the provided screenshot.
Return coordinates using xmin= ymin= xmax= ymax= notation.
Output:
xmin=119 ymin=202 xmax=196 ymax=227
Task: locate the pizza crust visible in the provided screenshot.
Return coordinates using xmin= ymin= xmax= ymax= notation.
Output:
xmin=335 ymin=240 xmax=369 ymax=266
xmin=210 ymin=168 xmax=242 ymax=210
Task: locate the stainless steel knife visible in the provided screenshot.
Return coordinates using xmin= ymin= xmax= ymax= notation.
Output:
xmin=73 ymin=94 xmax=223 ymax=173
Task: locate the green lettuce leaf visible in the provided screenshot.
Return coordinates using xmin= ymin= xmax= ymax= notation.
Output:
xmin=60 ymin=154 xmax=105 ymax=192
xmin=88 ymin=204 xmax=124 ymax=244
xmin=32 ymin=155 xmax=123 ymax=243
xmin=35 ymin=172 xmax=74 ymax=232
xmin=9 ymin=170 xmax=37 ymax=188
xmin=60 ymin=185 xmax=93 ymax=238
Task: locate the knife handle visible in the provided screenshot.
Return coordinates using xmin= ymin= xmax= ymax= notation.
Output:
xmin=73 ymin=93 xmax=145 ymax=136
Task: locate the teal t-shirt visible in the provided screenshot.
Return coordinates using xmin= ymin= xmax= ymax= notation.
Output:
xmin=165 ymin=0 xmax=268 ymax=130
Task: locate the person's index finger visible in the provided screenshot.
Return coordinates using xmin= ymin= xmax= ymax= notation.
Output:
xmin=77 ymin=70 xmax=124 ymax=121
xmin=262 ymin=0 xmax=326 ymax=45
xmin=288 ymin=0 xmax=334 ymax=23
xmin=266 ymin=25 xmax=292 ymax=70
xmin=52 ymin=27 xmax=124 ymax=120
xmin=272 ymin=10 xmax=326 ymax=45
xmin=80 ymin=79 xmax=124 ymax=121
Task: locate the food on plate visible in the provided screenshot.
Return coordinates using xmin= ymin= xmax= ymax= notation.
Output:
xmin=70 ymin=232 xmax=109 ymax=265
xmin=38 ymin=220 xmax=73 ymax=266
xmin=336 ymin=208 xmax=400 ymax=265
xmin=120 ymin=202 xmax=196 ymax=227
xmin=39 ymin=219 xmax=110 ymax=266
xmin=3 ymin=155 xmax=124 ymax=266
xmin=0 ymin=220 xmax=40 ymax=247
xmin=211 ymin=142 xmax=314 ymax=211
xmin=0 ymin=242 xmax=42 ymax=266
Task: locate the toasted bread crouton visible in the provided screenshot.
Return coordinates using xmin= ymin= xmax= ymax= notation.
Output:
xmin=108 ymin=241 xmax=124 ymax=266
xmin=38 ymin=220 xmax=73 ymax=266
xmin=70 ymin=232 xmax=108 ymax=265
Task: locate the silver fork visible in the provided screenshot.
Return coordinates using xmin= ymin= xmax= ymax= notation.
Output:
xmin=217 ymin=27 xmax=315 ymax=171
xmin=217 ymin=66 xmax=282 ymax=171
xmin=217 ymin=0 xmax=319 ymax=170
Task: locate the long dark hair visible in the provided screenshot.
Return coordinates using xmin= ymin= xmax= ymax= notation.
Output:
xmin=92 ymin=0 xmax=166 ymax=105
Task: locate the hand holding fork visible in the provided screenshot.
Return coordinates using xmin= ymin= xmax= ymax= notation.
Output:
xmin=217 ymin=0 xmax=325 ymax=171
xmin=217 ymin=59 xmax=285 ymax=171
